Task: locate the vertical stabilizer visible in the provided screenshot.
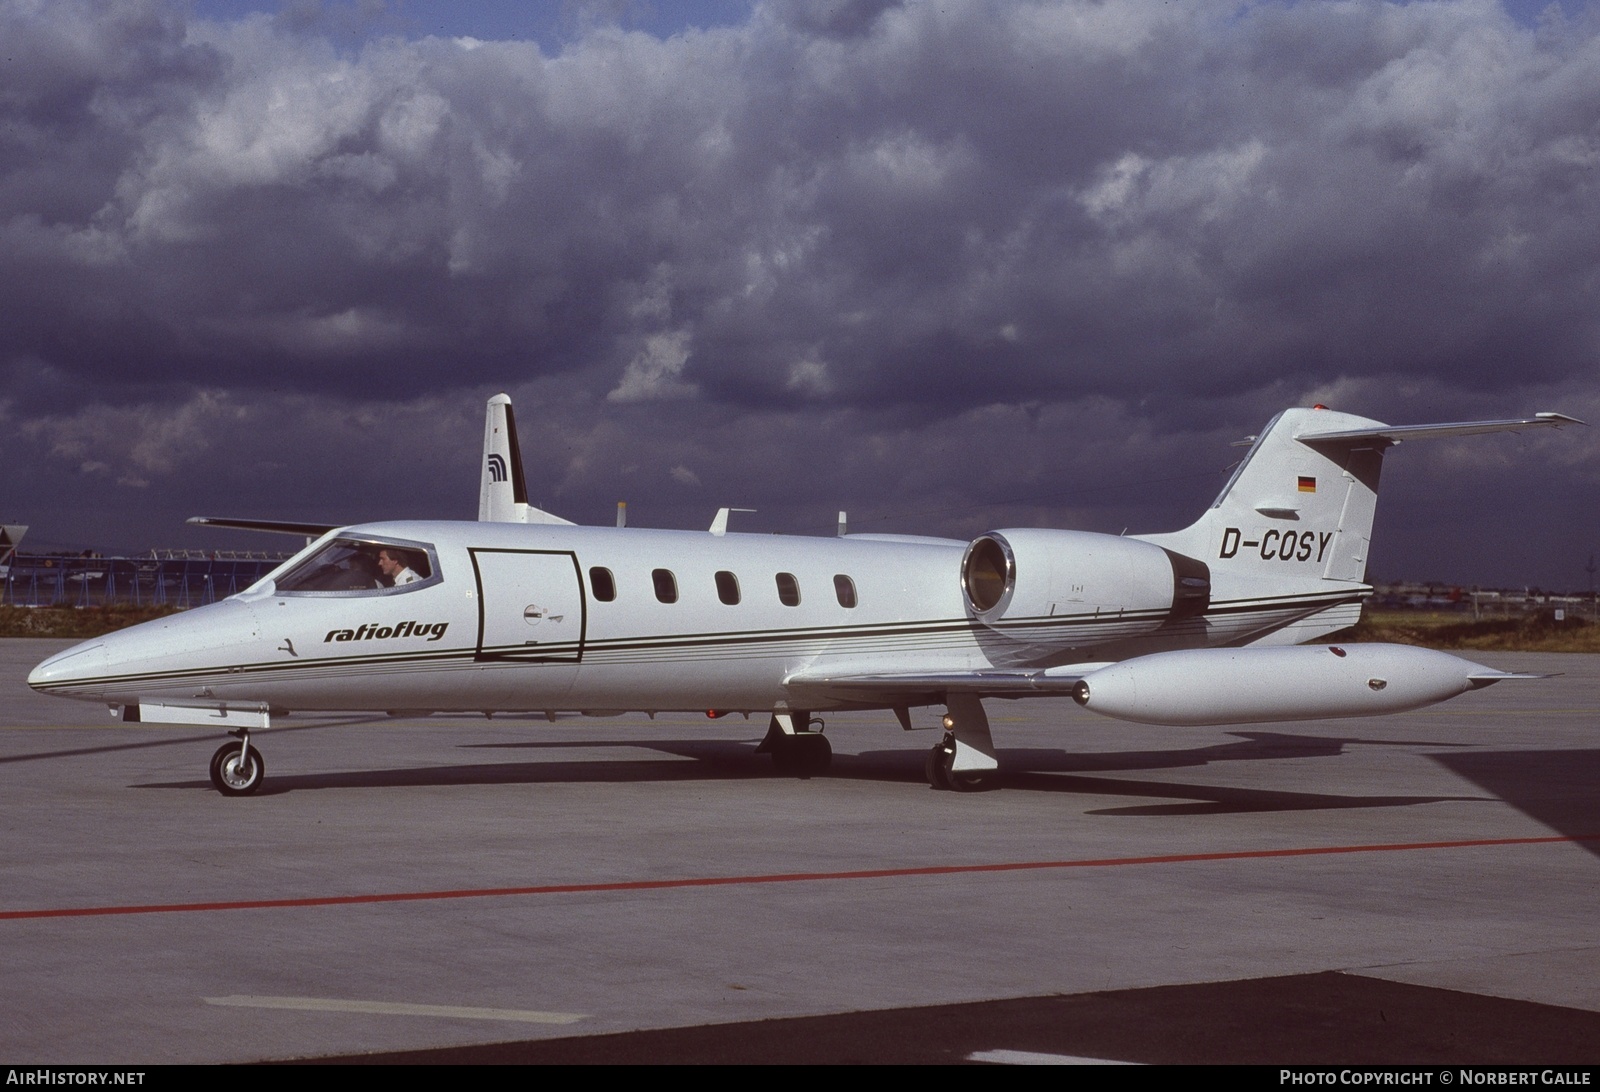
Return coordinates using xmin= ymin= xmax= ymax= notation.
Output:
xmin=1141 ymin=407 xmax=1389 ymax=585
xmin=1137 ymin=406 xmax=1577 ymax=644
xmin=478 ymin=395 xmax=574 ymax=525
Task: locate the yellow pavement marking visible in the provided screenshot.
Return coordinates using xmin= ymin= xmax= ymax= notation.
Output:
xmin=204 ymin=994 xmax=586 ymax=1024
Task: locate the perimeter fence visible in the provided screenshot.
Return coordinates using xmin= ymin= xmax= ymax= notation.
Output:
xmin=2 ymin=553 xmax=289 ymax=609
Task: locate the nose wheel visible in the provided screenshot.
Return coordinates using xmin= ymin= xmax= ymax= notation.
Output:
xmin=209 ymin=730 xmax=265 ymax=796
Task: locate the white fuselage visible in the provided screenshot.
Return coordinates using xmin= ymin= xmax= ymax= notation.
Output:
xmin=28 ymin=518 xmax=1360 ymax=717
xmin=27 ymin=400 xmax=1569 ymax=801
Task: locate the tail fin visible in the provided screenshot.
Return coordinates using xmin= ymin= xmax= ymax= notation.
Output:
xmin=479 ymin=394 xmax=574 ymax=526
xmin=1184 ymin=406 xmax=1388 ymax=582
xmin=1146 ymin=407 xmax=1578 ymax=583
xmin=1137 ymin=406 xmax=1578 ymax=645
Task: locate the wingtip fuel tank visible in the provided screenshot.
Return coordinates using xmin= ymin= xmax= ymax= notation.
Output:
xmin=1069 ymin=643 xmax=1520 ymax=726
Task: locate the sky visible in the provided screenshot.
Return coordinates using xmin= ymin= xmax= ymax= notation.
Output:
xmin=3 ymin=0 xmax=1599 ymax=589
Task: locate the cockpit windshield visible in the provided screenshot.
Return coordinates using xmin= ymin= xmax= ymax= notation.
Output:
xmin=272 ymin=537 xmax=437 ymax=595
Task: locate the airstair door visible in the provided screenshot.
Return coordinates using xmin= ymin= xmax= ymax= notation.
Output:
xmin=471 ymin=549 xmax=586 ymax=663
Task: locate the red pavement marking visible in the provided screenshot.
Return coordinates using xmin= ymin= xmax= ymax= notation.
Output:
xmin=5 ymin=833 xmax=1595 ymax=921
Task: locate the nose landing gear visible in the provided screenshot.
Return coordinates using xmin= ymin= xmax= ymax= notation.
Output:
xmin=209 ymin=728 xmax=265 ymax=796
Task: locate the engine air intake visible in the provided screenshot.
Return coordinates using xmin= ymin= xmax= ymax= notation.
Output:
xmin=963 ymin=536 xmax=1011 ymax=613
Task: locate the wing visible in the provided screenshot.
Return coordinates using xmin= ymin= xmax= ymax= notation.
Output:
xmin=784 ymin=664 xmax=1114 ymax=705
xmin=186 ymin=516 xmax=339 ymax=537
xmin=787 ymin=650 xmax=1552 ymax=718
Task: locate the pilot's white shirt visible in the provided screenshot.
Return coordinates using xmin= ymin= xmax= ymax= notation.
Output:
xmin=392 ymin=567 xmax=421 ymax=586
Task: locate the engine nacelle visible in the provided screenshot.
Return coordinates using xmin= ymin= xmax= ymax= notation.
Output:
xmin=960 ymin=529 xmax=1208 ymax=646
xmin=1071 ymin=643 xmax=1503 ymax=726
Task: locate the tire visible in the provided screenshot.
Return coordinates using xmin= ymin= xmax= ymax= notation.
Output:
xmin=925 ymin=742 xmax=954 ymax=790
xmin=772 ymin=733 xmax=832 ymax=777
xmin=771 ymin=737 xmax=798 ymax=775
xmin=797 ymin=732 xmax=832 ymax=776
xmin=947 ymin=768 xmax=995 ymax=792
xmin=209 ymin=743 xmax=265 ymax=796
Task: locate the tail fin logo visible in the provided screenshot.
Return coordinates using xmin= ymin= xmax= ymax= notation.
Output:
xmin=486 ymin=454 xmax=508 ymax=483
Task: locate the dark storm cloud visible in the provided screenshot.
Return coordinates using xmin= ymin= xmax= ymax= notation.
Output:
xmin=2 ymin=0 xmax=1598 ymax=585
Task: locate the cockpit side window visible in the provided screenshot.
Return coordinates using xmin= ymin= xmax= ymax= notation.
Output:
xmin=273 ymin=537 xmax=438 ymax=596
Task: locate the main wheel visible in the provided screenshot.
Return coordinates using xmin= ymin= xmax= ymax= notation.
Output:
xmin=925 ymin=741 xmax=954 ymax=790
xmin=926 ymin=738 xmax=993 ymax=791
xmin=771 ymin=733 xmax=832 ymax=777
xmin=209 ymin=743 xmax=265 ymax=796
xmin=770 ymin=736 xmax=798 ymax=775
xmin=947 ymin=768 xmax=994 ymax=792
xmin=796 ymin=732 xmax=832 ymax=777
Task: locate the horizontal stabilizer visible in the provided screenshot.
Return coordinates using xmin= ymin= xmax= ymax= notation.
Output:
xmin=187 ymin=516 xmax=338 ymax=537
xmin=1297 ymin=412 xmax=1583 ymax=445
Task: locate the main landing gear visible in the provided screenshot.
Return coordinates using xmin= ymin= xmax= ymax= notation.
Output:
xmin=209 ymin=728 xmax=265 ymax=796
xmin=924 ymin=735 xmax=993 ymax=791
xmin=924 ymin=694 xmax=999 ymax=792
xmin=757 ymin=711 xmax=832 ymax=777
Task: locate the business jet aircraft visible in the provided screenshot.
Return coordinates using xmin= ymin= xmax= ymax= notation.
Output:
xmin=28 ymin=396 xmax=1579 ymax=795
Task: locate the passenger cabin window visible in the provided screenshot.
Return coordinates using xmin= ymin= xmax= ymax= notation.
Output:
xmin=775 ymin=572 xmax=801 ymax=607
xmin=273 ymin=538 xmax=436 ymax=595
xmin=653 ymin=568 xmax=679 ymax=604
xmin=834 ymin=574 xmax=857 ymax=608
xmin=589 ymin=567 xmax=616 ymax=602
xmin=715 ymin=570 xmax=740 ymax=605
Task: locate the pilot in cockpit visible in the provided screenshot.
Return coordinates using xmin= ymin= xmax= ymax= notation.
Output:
xmin=376 ymin=547 xmax=421 ymax=588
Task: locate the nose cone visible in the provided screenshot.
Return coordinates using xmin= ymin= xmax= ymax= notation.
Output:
xmin=29 ymin=640 xmax=109 ymax=698
xmin=28 ymin=599 xmax=261 ymax=705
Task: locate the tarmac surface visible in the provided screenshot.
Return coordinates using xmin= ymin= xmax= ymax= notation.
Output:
xmin=3 ymin=637 xmax=1599 ymax=1064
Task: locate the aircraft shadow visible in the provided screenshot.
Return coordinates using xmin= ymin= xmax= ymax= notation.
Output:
xmin=952 ymin=729 xmax=1468 ymax=775
xmin=131 ymin=729 xmax=1484 ymax=817
xmin=1429 ymin=748 xmax=1600 ymax=862
xmin=1006 ymin=772 xmax=1468 ymax=816
xmin=136 ymin=739 xmax=802 ymax=795
xmin=844 ymin=729 xmax=1482 ymax=813
xmin=0 ymin=718 xmax=349 ymax=766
